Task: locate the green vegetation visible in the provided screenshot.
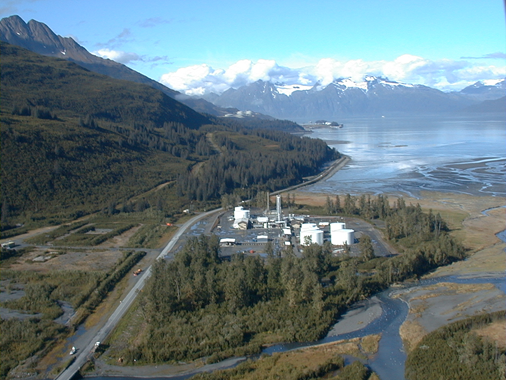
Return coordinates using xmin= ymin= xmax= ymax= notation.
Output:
xmin=1 ymin=42 xmax=338 ymax=230
xmin=0 ymin=250 xmax=145 ymax=378
xmin=2 ymin=269 xmax=104 ymax=315
xmin=213 ymin=116 xmax=304 ymax=132
xmin=1 ymin=250 xmax=145 ymax=321
xmin=51 ymin=223 xmax=135 ymax=246
xmin=0 ymin=247 xmax=29 ymax=263
xmin=127 ymin=223 xmax=173 ymax=248
xmin=0 ymin=42 xmax=342 ymax=379
xmin=405 ymin=311 xmax=506 ymax=380
xmin=176 ymin=129 xmax=339 ymax=201
xmin=1 ymin=42 xmax=210 ymax=223
xmin=72 ymin=250 xmax=146 ymax=325
xmin=192 ymin=354 xmax=373 ymax=380
xmin=25 ymin=220 xmax=89 ymax=244
xmin=0 ymin=318 xmax=68 ymax=380
xmin=113 ymin=197 xmax=464 ymax=366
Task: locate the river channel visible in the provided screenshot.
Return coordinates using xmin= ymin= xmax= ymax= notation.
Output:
xmin=263 ymin=275 xmax=505 ymax=380
xmin=86 ymin=274 xmax=505 ymax=380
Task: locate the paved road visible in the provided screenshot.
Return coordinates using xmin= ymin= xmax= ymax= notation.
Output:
xmin=56 ymin=208 xmax=223 ymax=380
xmin=53 ymin=156 xmax=355 ymax=380
xmin=271 ymin=155 xmax=350 ymax=195
xmin=345 ymin=217 xmax=398 ymax=257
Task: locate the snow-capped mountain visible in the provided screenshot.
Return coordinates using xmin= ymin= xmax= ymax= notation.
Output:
xmin=3 ymin=15 xmax=502 ymax=122
xmin=458 ymin=79 xmax=506 ymax=101
xmin=204 ymin=76 xmax=486 ymax=121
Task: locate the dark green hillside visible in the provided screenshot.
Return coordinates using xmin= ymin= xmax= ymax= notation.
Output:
xmin=0 ymin=42 xmax=210 ymax=128
xmin=177 ymin=129 xmax=339 ymax=201
xmin=1 ymin=42 xmax=338 ymax=227
xmin=0 ymin=42 xmax=213 ymax=223
xmin=1 ymin=118 xmax=189 ymax=220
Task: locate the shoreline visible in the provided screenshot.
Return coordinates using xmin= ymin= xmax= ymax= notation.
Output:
xmin=60 ymin=150 xmax=505 ymax=379
xmin=271 ymin=155 xmax=351 ymax=195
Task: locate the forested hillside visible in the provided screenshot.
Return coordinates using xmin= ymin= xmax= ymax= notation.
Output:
xmin=0 ymin=42 xmax=212 ymax=223
xmin=177 ymin=129 xmax=339 ymax=201
xmin=0 ymin=42 xmax=338 ymax=227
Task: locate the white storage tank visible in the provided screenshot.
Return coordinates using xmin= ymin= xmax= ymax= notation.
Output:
xmin=234 ymin=206 xmax=250 ymax=220
xmin=300 ymin=223 xmax=319 ymax=232
xmin=330 ymin=222 xmax=346 ymax=232
xmin=300 ymin=223 xmax=323 ymax=245
xmin=331 ymin=228 xmax=355 ymax=246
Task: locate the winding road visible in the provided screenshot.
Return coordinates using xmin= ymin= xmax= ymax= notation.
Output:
xmin=56 ymin=208 xmax=223 ymax=380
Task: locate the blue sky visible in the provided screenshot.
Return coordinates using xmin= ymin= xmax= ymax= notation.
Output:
xmin=1 ymin=0 xmax=505 ymax=94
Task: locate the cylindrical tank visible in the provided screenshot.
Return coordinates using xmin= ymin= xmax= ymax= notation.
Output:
xmin=234 ymin=206 xmax=250 ymax=220
xmin=331 ymin=229 xmax=355 ymax=245
xmin=300 ymin=223 xmax=323 ymax=245
xmin=330 ymin=222 xmax=346 ymax=232
xmin=300 ymin=229 xmax=323 ymax=245
xmin=300 ymin=223 xmax=319 ymax=232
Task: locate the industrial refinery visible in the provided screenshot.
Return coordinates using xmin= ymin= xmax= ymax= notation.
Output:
xmin=213 ymin=195 xmax=359 ymax=258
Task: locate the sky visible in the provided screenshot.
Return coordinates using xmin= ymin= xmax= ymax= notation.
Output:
xmin=1 ymin=0 xmax=505 ymax=95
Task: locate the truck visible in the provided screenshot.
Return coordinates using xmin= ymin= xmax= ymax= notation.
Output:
xmin=1 ymin=241 xmax=15 ymax=249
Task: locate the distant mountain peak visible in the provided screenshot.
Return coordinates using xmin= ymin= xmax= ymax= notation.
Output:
xmin=208 ymin=75 xmax=492 ymax=120
xmin=0 ymin=15 xmax=88 ymax=60
xmin=458 ymin=78 xmax=506 ymax=100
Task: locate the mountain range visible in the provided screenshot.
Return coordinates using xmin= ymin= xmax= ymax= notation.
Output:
xmin=202 ymin=76 xmax=505 ymax=121
xmin=0 ymin=15 xmax=274 ymax=122
xmin=0 ymin=40 xmax=335 ymax=221
xmin=1 ymin=14 xmax=504 ymax=123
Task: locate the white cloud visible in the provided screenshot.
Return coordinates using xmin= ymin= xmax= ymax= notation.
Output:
xmin=159 ymin=55 xmax=506 ymax=95
xmin=92 ymin=48 xmax=142 ymax=64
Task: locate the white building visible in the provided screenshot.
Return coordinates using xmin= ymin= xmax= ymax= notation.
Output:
xmin=234 ymin=206 xmax=250 ymax=220
xmin=330 ymin=222 xmax=346 ymax=232
xmin=331 ymin=228 xmax=355 ymax=245
xmin=220 ymin=238 xmax=236 ymax=246
xmin=300 ymin=223 xmax=324 ymax=245
xmin=233 ymin=206 xmax=251 ymax=229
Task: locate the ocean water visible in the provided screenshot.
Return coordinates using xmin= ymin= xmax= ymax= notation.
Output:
xmin=301 ymin=114 xmax=506 ymax=197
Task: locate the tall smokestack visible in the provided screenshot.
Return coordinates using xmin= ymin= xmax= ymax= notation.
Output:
xmin=276 ymin=195 xmax=282 ymax=222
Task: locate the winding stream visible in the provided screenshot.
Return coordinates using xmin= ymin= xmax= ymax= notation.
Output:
xmin=85 ymin=116 xmax=505 ymax=380
xmin=86 ymin=273 xmax=505 ymax=380
xmin=263 ymin=276 xmax=505 ymax=380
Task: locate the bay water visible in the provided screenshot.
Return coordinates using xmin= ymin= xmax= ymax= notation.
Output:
xmin=301 ymin=113 xmax=506 ymax=197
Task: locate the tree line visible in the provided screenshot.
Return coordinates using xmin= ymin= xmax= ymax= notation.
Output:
xmin=117 ymin=198 xmax=465 ymax=365
xmin=176 ymin=129 xmax=339 ymax=201
xmin=0 ymin=250 xmax=146 ymax=379
xmin=405 ymin=310 xmax=505 ymax=380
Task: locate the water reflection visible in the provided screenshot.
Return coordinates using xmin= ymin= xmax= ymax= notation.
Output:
xmin=302 ymin=115 xmax=506 ymax=197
